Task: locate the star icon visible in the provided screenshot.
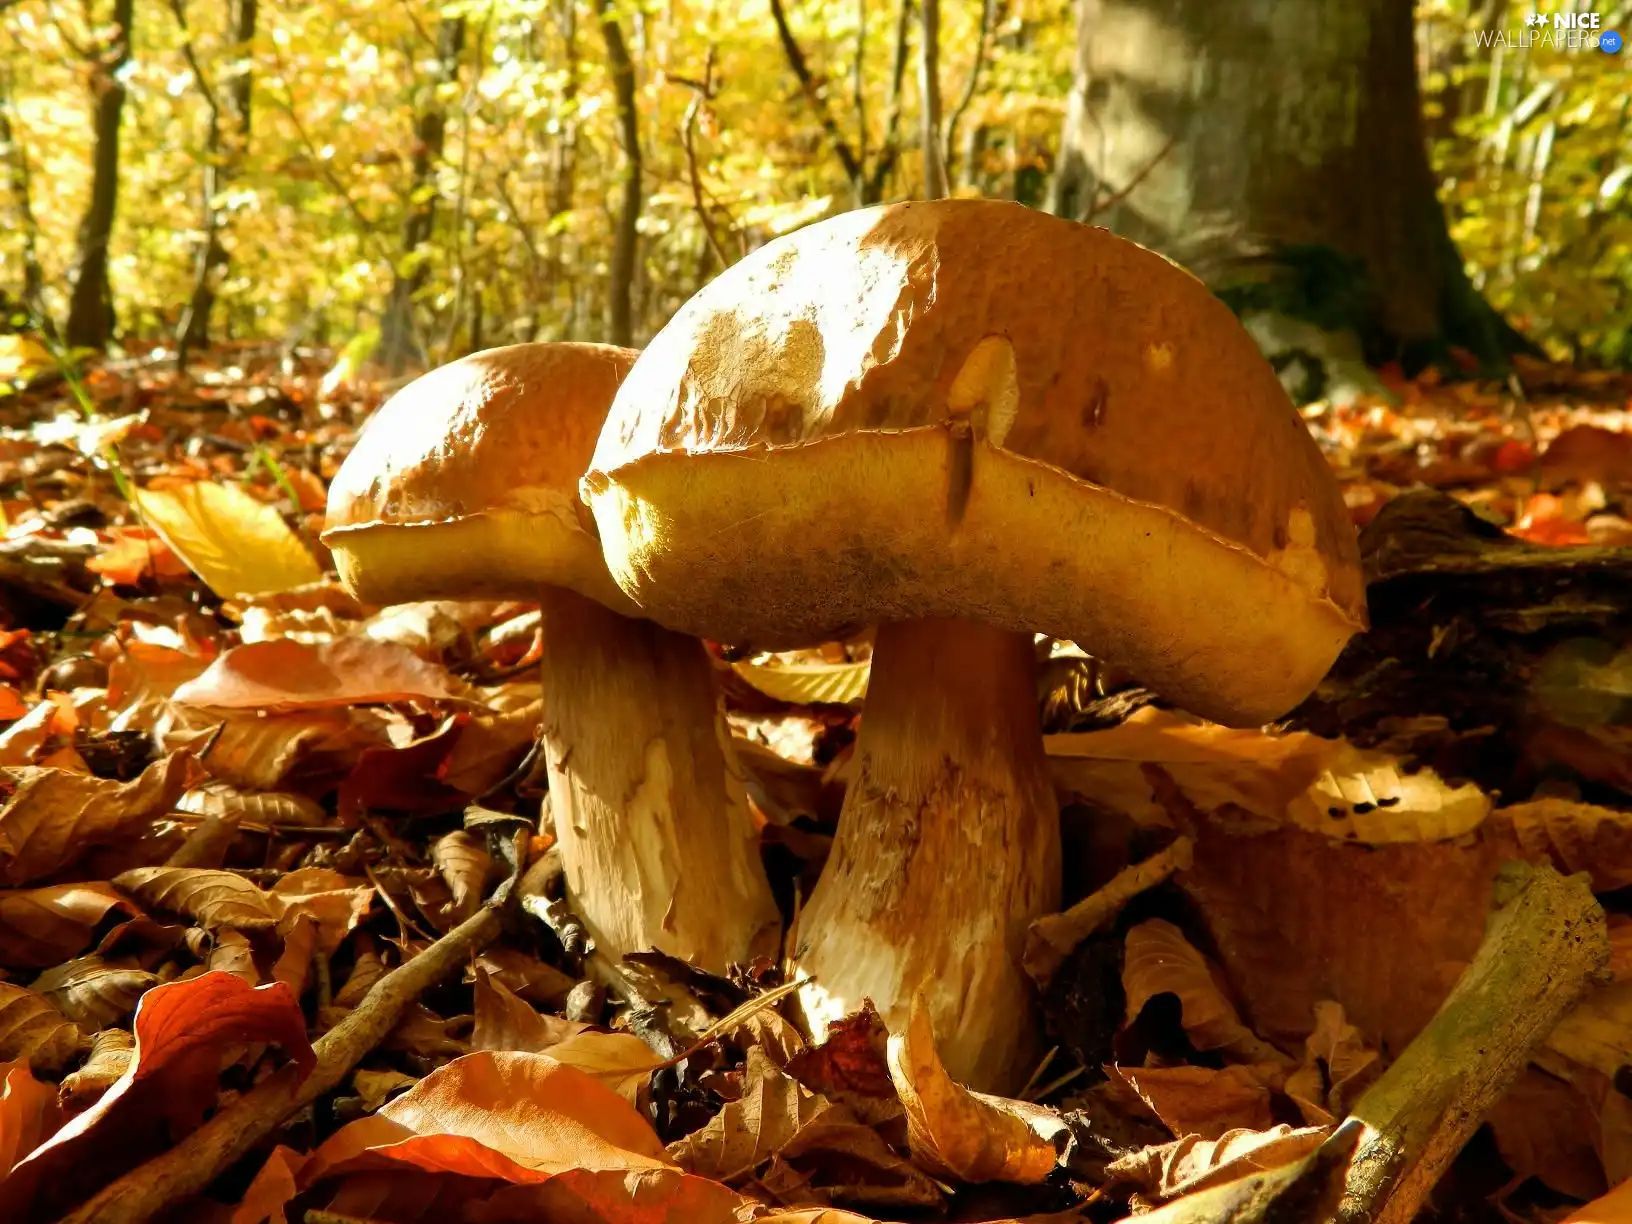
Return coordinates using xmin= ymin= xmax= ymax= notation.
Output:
xmin=1526 ymin=12 xmax=1547 ymax=25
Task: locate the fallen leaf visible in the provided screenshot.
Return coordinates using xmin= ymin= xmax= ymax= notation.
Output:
xmin=87 ymin=528 xmax=190 ymax=586
xmin=433 ymin=830 xmax=492 ymax=921
xmin=132 ymin=480 xmax=322 ymax=599
xmin=542 ymin=1031 xmax=664 ymax=1105
xmin=470 ymin=969 xmax=586 ymax=1053
xmin=113 ymin=867 xmax=280 ymax=930
xmin=671 ymin=1046 xmax=830 ymax=1182
xmin=0 ymin=972 xmax=314 ymax=1221
xmin=232 ymin=1050 xmax=679 ymax=1223
xmin=1122 ymin=920 xmax=1290 ymax=1066
xmin=0 ymin=984 xmax=83 ymax=1073
xmin=0 ymin=883 xmax=135 ymax=969
xmin=30 ymin=956 xmax=158 ymax=1032
xmin=732 ymin=657 xmax=870 ymax=705
xmin=58 ymin=1029 xmax=134 ymax=1115
xmin=1486 ymin=1068 xmax=1606 ymax=1202
xmin=1113 ymin=1064 xmax=1277 ymax=1139
xmin=351 ymin=1068 xmax=418 ymax=1113
xmin=0 ymin=705 xmax=56 ymax=769
xmin=468 ymin=947 xmax=576 ymax=1006
xmin=786 ymin=1002 xmax=896 ymax=1107
xmin=0 ymin=1061 xmax=60 ymax=1175
xmin=269 ymin=867 xmax=375 ymax=954
xmin=1104 ymin=1124 xmax=1328 ymax=1203
xmin=1491 ymin=798 xmax=1632 ymax=892
xmin=173 ymin=637 xmax=473 ymax=710
xmin=1565 ymin=1176 xmax=1632 ymax=1223
xmin=0 ymin=752 xmax=199 ymax=884
xmin=1282 ymin=1001 xmax=1380 ymax=1125
xmin=174 ymin=781 xmax=328 ymax=829
xmin=886 ymin=990 xmax=1064 ymax=1184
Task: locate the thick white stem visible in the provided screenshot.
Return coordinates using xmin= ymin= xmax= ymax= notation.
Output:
xmin=538 ymin=586 xmax=781 ymax=972
xmin=789 ymin=618 xmax=1061 ymax=1092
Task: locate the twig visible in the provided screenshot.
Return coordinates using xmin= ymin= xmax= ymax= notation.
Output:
xmin=942 ymin=0 xmax=999 ymax=184
xmin=676 ymin=48 xmax=730 ymax=268
xmin=768 ymin=0 xmax=864 ymax=188
xmin=1085 ymin=132 xmax=1178 ymax=221
xmin=1021 ymin=835 xmax=1194 ymax=988
xmin=58 ymin=903 xmax=505 ymax=1224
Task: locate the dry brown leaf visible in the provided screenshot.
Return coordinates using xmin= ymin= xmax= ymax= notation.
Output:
xmin=670 ymin=1047 xmax=830 ymax=1183
xmin=1122 ymin=919 xmax=1291 ymax=1066
xmin=1045 ymin=708 xmax=1489 ymax=845
xmin=0 ymin=972 xmax=314 ymax=1221
xmin=173 ymin=781 xmax=328 ymax=829
xmin=113 ymin=866 xmax=280 ymax=930
xmin=385 ymin=1003 xmax=471 ymax=1058
xmin=433 ymin=829 xmax=492 ymax=921
xmin=206 ymin=929 xmax=261 ymax=982
xmin=272 ymin=915 xmax=317 ymax=997
xmin=1487 ymin=1068 xmax=1606 ymax=1202
xmin=543 ymin=1031 xmax=664 ymax=1105
xmin=1103 ymin=1123 xmax=1328 ymax=1203
xmin=172 ymin=637 xmax=473 ymax=710
xmin=0 ymin=883 xmax=134 ymax=969
xmin=786 ymin=1001 xmax=897 ymax=1115
xmin=468 ymin=947 xmax=576 ymax=1006
xmin=158 ymin=705 xmax=356 ymax=790
xmin=30 ymin=956 xmax=158 ymax=1032
xmin=0 ymin=984 xmax=83 ymax=1073
xmin=1177 ymin=823 xmax=1496 ymax=1057
xmin=0 ymin=752 xmax=199 ymax=885
xmin=0 ymin=1060 xmax=60 ymax=1175
xmin=0 ymin=705 xmax=57 ymax=768
xmin=268 ymin=867 xmax=375 ymax=954
xmin=1283 ymin=1001 xmax=1381 ymax=1125
xmin=1564 ymin=1176 xmax=1632 ymax=1223
xmin=1112 ymin=1064 xmax=1277 ymax=1139
xmin=58 ymin=1029 xmax=135 ymax=1115
xmin=351 ymin=1068 xmax=419 ymax=1113
xmin=440 ymin=691 xmax=542 ymax=796
xmin=1491 ymin=798 xmax=1632 ymax=892
xmin=332 ymin=937 xmax=385 ymax=1009
xmin=105 ymin=642 xmax=212 ymax=731
xmin=886 ymin=990 xmax=1064 ymax=1184
xmin=471 ymin=968 xmax=587 ymax=1053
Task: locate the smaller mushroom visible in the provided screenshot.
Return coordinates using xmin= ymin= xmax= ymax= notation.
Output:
xmin=323 ymin=342 xmax=781 ymax=972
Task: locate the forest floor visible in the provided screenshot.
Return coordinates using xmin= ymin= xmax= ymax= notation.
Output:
xmin=0 ymin=338 xmax=1629 ymax=1224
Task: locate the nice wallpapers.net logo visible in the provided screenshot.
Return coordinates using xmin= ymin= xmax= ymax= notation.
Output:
xmin=1472 ymin=11 xmax=1624 ymax=53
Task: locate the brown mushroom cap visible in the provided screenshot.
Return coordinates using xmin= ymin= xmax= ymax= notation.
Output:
xmin=324 ymin=342 xmax=638 ymax=609
xmin=584 ymin=200 xmax=1366 ymax=726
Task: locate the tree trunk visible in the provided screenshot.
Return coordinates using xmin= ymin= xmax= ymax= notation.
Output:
xmin=1049 ymin=0 xmax=1533 ymax=367
xmin=917 ymin=0 xmax=946 ymax=198
xmin=596 ymin=0 xmax=641 ymax=348
xmin=177 ymin=0 xmax=257 ymax=361
xmin=379 ymin=16 xmax=466 ymax=374
xmin=0 ymin=74 xmax=44 ymax=314
xmin=65 ymin=0 xmax=136 ymax=350
xmin=548 ymin=0 xmax=580 ymax=340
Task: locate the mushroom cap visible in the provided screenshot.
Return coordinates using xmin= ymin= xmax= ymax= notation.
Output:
xmin=324 ymin=342 xmax=639 ymax=608
xmin=583 ymin=201 xmax=1367 ymax=727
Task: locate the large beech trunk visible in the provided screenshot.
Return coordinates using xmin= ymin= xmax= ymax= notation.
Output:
xmin=65 ymin=0 xmax=135 ymax=350
xmin=790 ymin=619 xmax=1061 ymax=1092
xmin=1050 ymin=0 xmax=1529 ymax=364
xmin=538 ymin=586 xmax=781 ymax=972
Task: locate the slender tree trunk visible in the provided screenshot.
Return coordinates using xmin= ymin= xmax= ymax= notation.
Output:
xmin=177 ymin=0 xmax=257 ymax=361
xmin=917 ymin=0 xmax=946 ymax=198
xmin=0 ymin=73 xmax=44 ymax=314
xmin=596 ymin=0 xmax=641 ymax=348
xmin=1050 ymin=0 xmax=1533 ymax=366
xmin=65 ymin=0 xmax=136 ymax=350
xmin=548 ymin=0 xmax=580 ymax=340
xmin=379 ymin=15 xmax=466 ymax=373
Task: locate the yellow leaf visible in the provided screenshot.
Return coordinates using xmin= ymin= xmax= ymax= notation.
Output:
xmin=731 ymin=657 xmax=870 ymax=705
xmin=0 ymin=335 xmax=54 ymax=384
xmin=132 ymin=481 xmax=321 ymax=599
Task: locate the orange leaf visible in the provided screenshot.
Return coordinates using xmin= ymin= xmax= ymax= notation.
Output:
xmin=0 ymin=883 xmax=134 ymax=969
xmin=0 ymin=688 xmax=26 ymax=722
xmin=233 ymin=1050 xmax=680 ymax=1224
xmin=172 ymin=637 xmax=473 ymax=710
xmin=0 ymin=973 xmax=314 ymax=1221
xmin=87 ymin=529 xmax=190 ymax=587
xmin=0 ymin=1061 xmax=59 ymax=1176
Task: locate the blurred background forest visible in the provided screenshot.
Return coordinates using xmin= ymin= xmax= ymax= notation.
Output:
xmin=0 ymin=0 xmax=1627 ymax=376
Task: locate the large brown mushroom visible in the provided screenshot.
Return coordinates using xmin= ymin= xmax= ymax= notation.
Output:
xmin=583 ymin=200 xmax=1367 ymax=1090
xmin=323 ymin=342 xmax=781 ymax=972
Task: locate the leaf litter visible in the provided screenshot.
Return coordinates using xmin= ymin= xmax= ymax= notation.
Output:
xmin=0 ymin=348 xmax=1626 ymax=1223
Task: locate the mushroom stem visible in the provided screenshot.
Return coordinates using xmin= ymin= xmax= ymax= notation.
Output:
xmin=537 ymin=585 xmax=781 ymax=972
xmin=790 ymin=618 xmax=1061 ymax=1091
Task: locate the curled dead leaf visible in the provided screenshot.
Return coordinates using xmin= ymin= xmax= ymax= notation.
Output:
xmin=57 ymin=1029 xmax=134 ymax=1116
xmin=886 ymin=990 xmax=1064 ymax=1184
xmin=174 ymin=781 xmax=328 ymax=829
xmin=30 ymin=956 xmax=158 ymax=1032
xmin=470 ymin=968 xmax=587 ymax=1053
xmin=113 ymin=866 xmax=280 ymax=930
xmin=0 ymin=1060 xmax=60 ymax=1176
xmin=0 ymin=752 xmax=199 ymax=885
xmin=0 ymin=985 xmax=83 ymax=1073
xmin=1122 ymin=919 xmax=1290 ymax=1066
xmin=433 ymin=829 xmax=493 ymax=921
xmin=1112 ymin=1064 xmax=1278 ymax=1139
xmin=0 ymin=883 xmax=135 ymax=969
xmin=1283 ymin=1001 xmax=1381 ymax=1126
xmin=1104 ymin=1123 xmax=1328 ymax=1203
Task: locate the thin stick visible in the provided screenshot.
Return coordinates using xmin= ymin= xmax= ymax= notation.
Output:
xmin=58 ymin=904 xmax=504 ymax=1224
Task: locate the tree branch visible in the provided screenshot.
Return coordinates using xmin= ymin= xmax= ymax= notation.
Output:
xmin=943 ymin=0 xmax=1000 ymax=185
xmin=768 ymin=0 xmax=864 ymax=190
xmin=864 ymin=0 xmax=913 ymax=202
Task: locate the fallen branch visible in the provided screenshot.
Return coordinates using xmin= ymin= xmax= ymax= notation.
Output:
xmin=1023 ymin=836 xmax=1194 ymax=987
xmin=1129 ymin=862 xmax=1607 ymax=1224
xmin=58 ymin=903 xmax=505 ymax=1224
